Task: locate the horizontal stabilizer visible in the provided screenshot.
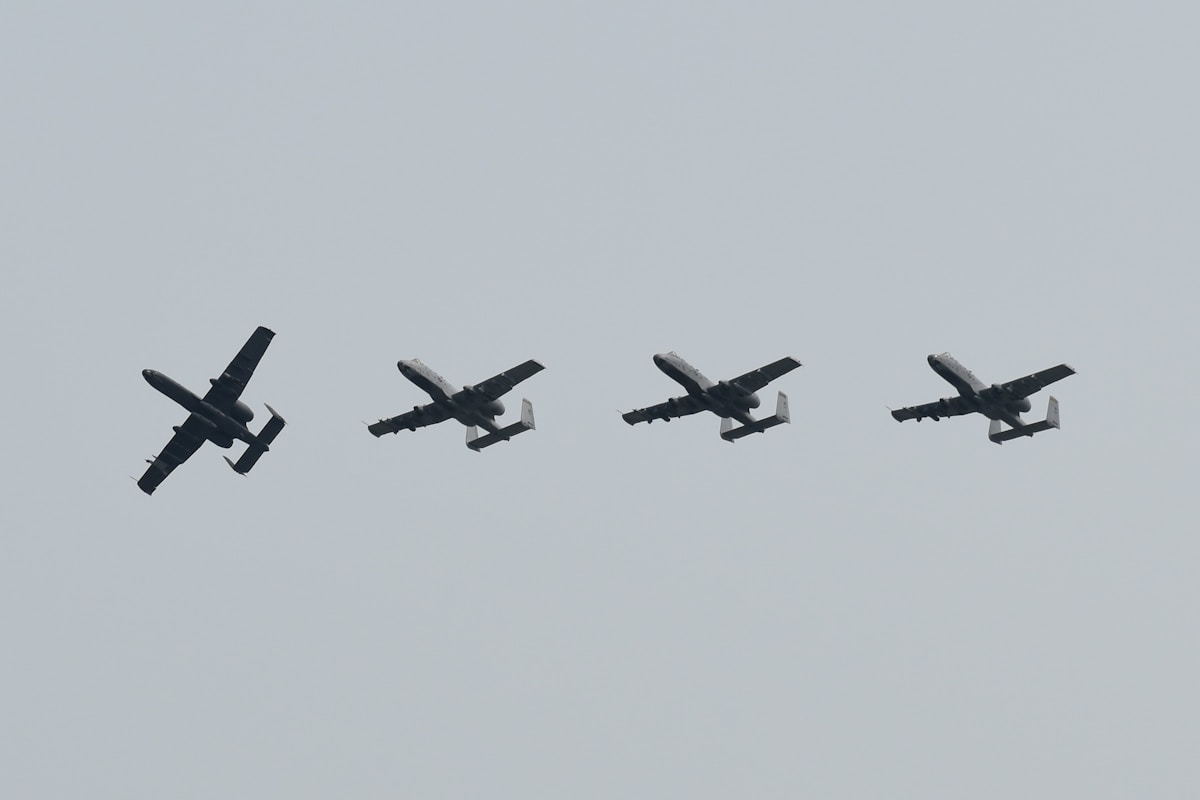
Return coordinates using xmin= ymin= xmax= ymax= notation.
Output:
xmin=466 ymin=399 xmax=536 ymax=451
xmin=258 ymin=404 xmax=287 ymax=446
xmin=225 ymin=404 xmax=287 ymax=472
xmin=720 ymin=392 xmax=791 ymax=442
xmin=988 ymin=396 xmax=1062 ymax=444
xmin=225 ymin=448 xmax=264 ymax=474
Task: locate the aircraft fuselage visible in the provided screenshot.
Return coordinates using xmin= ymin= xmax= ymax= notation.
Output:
xmin=927 ymin=353 xmax=1032 ymax=430
xmin=142 ymin=369 xmax=267 ymax=450
xmin=397 ymin=359 xmax=506 ymax=433
xmin=654 ymin=352 xmax=761 ymax=424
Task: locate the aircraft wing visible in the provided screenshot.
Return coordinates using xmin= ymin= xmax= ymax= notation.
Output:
xmin=730 ymin=357 xmax=802 ymax=393
xmin=368 ymin=402 xmax=453 ymax=437
xmin=622 ymin=394 xmax=708 ymax=425
xmin=137 ymin=415 xmax=210 ymax=495
xmin=891 ymin=396 xmax=977 ymax=423
xmin=995 ymin=364 xmax=1076 ymax=400
xmin=203 ymin=326 xmax=276 ymax=410
xmin=471 ymin=359 xmax=545 ymax=401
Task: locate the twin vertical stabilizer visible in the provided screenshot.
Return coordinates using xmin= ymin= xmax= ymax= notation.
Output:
xmin=466 ymin=399 xmax=536 ymax=452
xmin=719 ymin=392 xmax=791 ymax=442
xmin=988 ymin=396 xmax=1061 ymax=444
xmin=225 ymin=404 xmax=287 ymax=473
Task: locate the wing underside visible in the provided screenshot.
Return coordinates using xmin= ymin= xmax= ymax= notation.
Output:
xmin=996 ymin=364 xmax=1076 ymax=400
xmin=622 ymin=394 xmax=707 ymax=425
xmin=472 ymin=359 xmax=545 ymax=401
xmin=137 ymin=415 xmax=209 ymax=494
xmin=730 ymin=357 xmax=802 ymax=393
xmin=891 ymin=396 xmax=976 ymax=422
xmin=203 ymin=326 xmax=275 ymax=410
xmin=368 ymin=402 xmax=453 ymax=436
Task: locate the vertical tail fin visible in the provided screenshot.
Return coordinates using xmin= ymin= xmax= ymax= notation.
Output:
xmin=1045 ymin=396 xmax=1060 ymax=429
xmin=773 ymin=391 xmax=790 ymax=424
xmin=258 ymin=404 xmax=286 ymax=446
xmin=720 ymin=392 xmax=791 ymax=442
xmin=465 ymin=399 xmax=537 ymax=451
xmin=988 ymin=397 xmax=1061 ymax=444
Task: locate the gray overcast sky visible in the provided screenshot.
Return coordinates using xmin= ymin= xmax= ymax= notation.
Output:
xmin=3 ymin=2 xmax=1197 ymax=797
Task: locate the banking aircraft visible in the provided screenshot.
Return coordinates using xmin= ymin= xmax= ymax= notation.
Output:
xmin=621 ymin=352 xmax=801 ymax=441
xmin=890 ymin=353 xmax=1075 ymax=444
xmin=137 ymin=326 xmax=286 ymax=495
xmin=368 ymin=358 xmax=544 ymax=451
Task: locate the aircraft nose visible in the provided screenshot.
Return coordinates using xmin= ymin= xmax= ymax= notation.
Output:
xmin=927 ymin=354 xmax=939 ymax=365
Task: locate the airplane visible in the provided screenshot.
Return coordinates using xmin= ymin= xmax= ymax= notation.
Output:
xmin=621 ymin=352 xmax=801 ymax=441
xmin=137 ymin=326 xmax=286 ymax=495
xmin=367 ymin=358 xmax=544 ymax=451
xmin=890 ymin=352 xmax=1076 ymax=444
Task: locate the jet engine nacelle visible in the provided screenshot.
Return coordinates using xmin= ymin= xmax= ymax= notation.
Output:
xmin=486 ymin=399 xmax=505 ymax=417
xmin=1011 ymin=397 xmax=1032 ymax=413
xmin=719 ymin=381 xmax=760 ymax=409
xmin=231 ymin=400 xmax=255 ymax=423
xmin=175 ymin=417 xmax=234 ymax=448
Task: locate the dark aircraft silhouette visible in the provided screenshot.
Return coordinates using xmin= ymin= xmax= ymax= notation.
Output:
xmin=890 ymin=352 xmax=1075 ymax=443
xmin=137 ymin=326 xmax=286 ymax=494
xmin=367 ymin=357 xmax=544 ymax=451
xmin=621 ymin=351 xmax=801 ymax=441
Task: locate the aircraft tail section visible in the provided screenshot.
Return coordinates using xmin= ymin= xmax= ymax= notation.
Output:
xmin=1044 ymin=395 xmax=1061 ymax=429
xmin=988 ymin=396 xmax=1061 ymax=444
xmin=720 ymin=392 xmax=790 ymax=442
xmin=225 ymin=404 xmax=287 ymax=473
xmin=258 ymin=403 xmax=288 ymax=445
xmin=466 ymin=399 xmax=536 ymax=451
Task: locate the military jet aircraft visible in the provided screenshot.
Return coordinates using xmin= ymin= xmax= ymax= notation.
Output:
xmin=137 ymin=326 xmax=286 ymax=495
xmin=368 ymin=358 xmax=544 ymax=451
xmin=890 ymin=353 xmax=1075 ymax=443
xmin=621 ymin=352 xmax=801 ymax=441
